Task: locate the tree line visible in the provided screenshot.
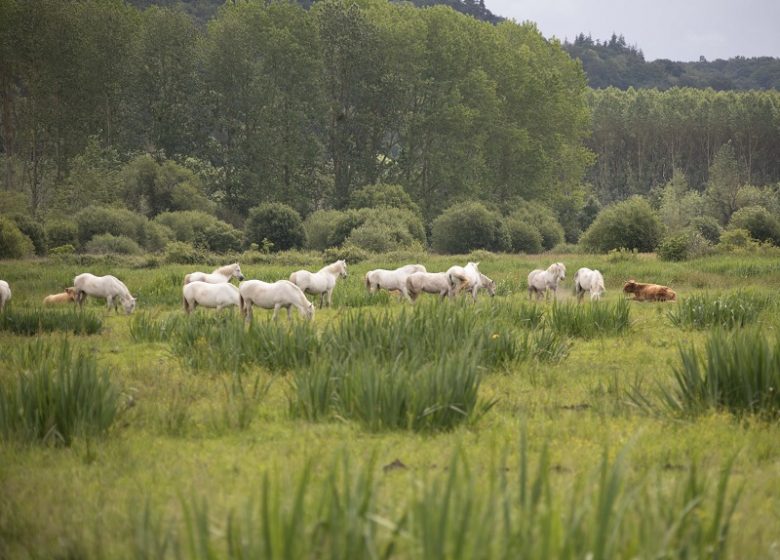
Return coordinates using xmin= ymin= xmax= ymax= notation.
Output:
xmin=1 ymin=0 xmax=589 ymax=225
xmin=564 ymin=33 xmax=780 ymax=90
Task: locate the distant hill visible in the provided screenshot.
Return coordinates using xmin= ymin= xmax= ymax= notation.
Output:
xmin=564 ymin=33 xmax=780 ymax=90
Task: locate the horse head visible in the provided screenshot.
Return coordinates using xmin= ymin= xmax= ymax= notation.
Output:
xmin=233 ymin=264 xmax=245 ymax=281
xmin=122 ymin=296 xmax=137 ymax=314
xmin=338 ymin=260 xmax=348 ymax=278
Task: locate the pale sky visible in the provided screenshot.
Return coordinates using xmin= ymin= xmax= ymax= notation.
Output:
xmin=487 ymin=0 xmax=780 ymax=62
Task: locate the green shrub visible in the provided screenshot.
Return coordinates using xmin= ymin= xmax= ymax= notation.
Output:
xmin=0 ymin=340 xmax=119 ymax=445
xmin=346 ymin=220 xmax=413 ymax=253
xmin=508 ymin=200 xmax=565 ymax=250
xmin=194 ymin=222 xmax=243 ymax=253
xmin=0 ymin=216 xmax=34 ymax=259
xmin=164 ymin=241 xmax=204 ymax=264
xmin=658 ymin=232 xmax=691 ymax=261
xmin=580 ymin=197 xmax=663 ymax=253
xmin=85 ymin=233 xmax=142 ymax=255
xmin=658 ymin=330 xmax=780 ymax=417
xmin=49 ymin=244 xmax=76 ymax=255
xmin=431 ymin=202 xmax=511 ymax=254
xmin=348 ymin=183 xmax=421 ymax=216
xmin=322 ymin=243 xmax=371 ymax=264
xmin=506 ymin=219 xmax=543 ymax=254
xmin=304 ymin=210 xmax=349 ymax=251
xmin=141 ymin=221 xmax=173 ymax=252
xmin=11 ymin=214 xmax=46 ymax=256
xmin=153 ymin=211 xmax=223 ymax=243
xmin=717 ymin=228 xmax=759 ymax=252
xmin=728 ymin=205 xmax=780 ymax=245
xmin=690 ymin=216 xmax=722 ymax=244
xmin=245 ymin=203 xmax=306 ymax=251
xmin=75 ymin=205 xmax=146 ymax=247
xmin=45 ymin=219 xmax=78 ymax=250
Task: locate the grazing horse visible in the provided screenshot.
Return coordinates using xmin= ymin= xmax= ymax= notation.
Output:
xmin=182 ymin=281 xmax=240 ymax=314
xmin=184 ymin=263 xmax=244 ymax=285
xmin=0 ymin=280 xmax=10 ymax=312
xmin=446 ymin=262 xmax=483 ymax=300
xmin=573 ymin=268 xmax=605 ymax=302
xmin=527 ymin=262 xmax=566 ymax=301
xmin=239 ymin=279 xmax=314 ymax=322
xmin=74 ymin=273 xmax=136 ymax=314
xmin=289 ymin=259 xmax=347 ymax=308
xmin=365 ymin=264 xmax=426 ymax=301
xmin=406 ymin=272 xmax=451 ymax=301
xmin=623 ymin=280 xmax=676 ymax=302
xmin=43 ymin=287 xmax=77 ymax=305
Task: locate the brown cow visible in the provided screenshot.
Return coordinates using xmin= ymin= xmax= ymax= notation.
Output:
xmin=43 ymin=287 xmax=77 ymax=305
xmin=623 ymin=280 xmax=676 ymax=302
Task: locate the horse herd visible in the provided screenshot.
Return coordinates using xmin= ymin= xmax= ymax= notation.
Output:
xmin=0 ymin=259 xmax=676 ymax=319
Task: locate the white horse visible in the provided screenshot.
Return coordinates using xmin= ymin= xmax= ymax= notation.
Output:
xmin=289 ymin=259 xmax=347 ymax=308
xmin=446 ymin=262 xmax=483 ymax=300
xmin=74 ymin=273 xmax=137 ymax=314
xmin=406 ymin=272 xmax=450 ymax=301
xmin=184 ymin=263 xmax=244 ymax=285
xmin=527 ymin=262 xmax=566 ymax=301
xmin=574 ymin=267 xmax=605 ymax=302
xmin=239 ymin=280 xmax=314 ymax=322
xmin=182 ymin=281 xmax=240 ymax=314
xmin=0 ymin=280 xmax=10 ymax=312
xmin=365 ymin=264 xmax=426 ymax=301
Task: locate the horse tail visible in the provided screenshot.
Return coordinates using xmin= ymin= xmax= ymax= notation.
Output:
xmin=406 ymin=276 xmax=418 ymax=301
xmin=182 ymin=293 xmax=190 ymax=314
xmin=365 ymin=273 xmax=371 ymax=292
xmin=183 ymin=273 xmax=191 ymax=286
xmin=288 ymin=271 xmax=297 ymax=285
xmin=239 ymin=293 xmax=246 ymax=318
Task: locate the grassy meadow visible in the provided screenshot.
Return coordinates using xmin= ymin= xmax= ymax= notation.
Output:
xmin=1 ymin=251 xmax=780 ymax=558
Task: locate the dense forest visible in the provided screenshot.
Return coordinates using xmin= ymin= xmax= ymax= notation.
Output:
xmin=564 ymin=34 xmax=780 ymax=90
xmin=1 ymin=0 xmax=779 ymax=260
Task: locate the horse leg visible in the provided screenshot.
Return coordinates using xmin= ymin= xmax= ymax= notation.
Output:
xmin=272 ymin=304 xmax=281 ymax=321
xmin=319 ymin=292 xmax=325 ymax=308
xmin=327 ymin=289 xmax=333 ymax=307
xmin=286 ymin=306 xmax=292 ymax=321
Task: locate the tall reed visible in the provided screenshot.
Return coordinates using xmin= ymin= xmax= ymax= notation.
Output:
xmin=658 ymin=329 xmax=780 ymax=417
xmin=666 ymin=290 xmax=772 ymax=330
xmin=128 ymin=442 xmax=739 ymax=559
xmin=547 ymin=298 xmax=631 ymax=338
xmin=0 ymin=340 xmax=119 ymax=445
xmin=0 ymin=308 xmax=102 ymax=336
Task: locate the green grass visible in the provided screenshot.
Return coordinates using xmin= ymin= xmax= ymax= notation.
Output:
xmin=666 ymin=289 xmax=774 ymax=330
xmin=0 ymin=252 xmax=778 ymax=558
xmin=0 ymin=307 xmax=102 ymax=335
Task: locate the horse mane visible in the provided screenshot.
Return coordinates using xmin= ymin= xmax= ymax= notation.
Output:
xmin=212 ymin=263 xmax=238 ymax=276
xmin=321 ymin=260 xmax=344 ymax=274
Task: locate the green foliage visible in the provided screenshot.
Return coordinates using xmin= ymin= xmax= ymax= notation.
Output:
xmin=194 ymin=222 xmax=243 ymax=253
xmin=690 ymin=216 xmax=722 ymax=244
xmin=49 ymin=244 xmax=76 ymax=256
xmin=322 ymin=243 xmax=371 ymax=264
xmin=717 ymin=228 xmax=759 ymax=252
xmin=348 ymin=183 xmax=421 ymax=216
xmin=728 ymin=205 xmax=780 ymax=245
xmin=658 ymin=330 xmax=780 ymax=417
xmin=0 ymin=340 xmax=119 ymax=445
xmin=507 ymin=200 xmax=565 ymax=250
xmin=163 ymin=241 xmax=204 ymax=265
xmin=0 ymin=216 xmax=34 ymax=259
xmin=505 ymin=219 xmax=543 ymax=254
xmin=0 ymin=308 xmax=102 ymax=336
xmin=658 ymin=229 xmax=711 ymax=262
xmin=120 ymin=155 xmax=215 ymax=217
xmin=153 ymin=211 xmax=224 ymax=243
xmin=303 ymin=210 xmax=346 ymax=251
xmin=85 ymin=234 xmax=142 ymax=256
xmin=667 ymin=291 xmax=772 ymax=330
xmin=431 ymin=202 xmax=510 ymax=254
xmin=245 ymin=203 xmax=306 ymax=252
xmin=45 ymin=219 xmax=78 ymax=250
xmin=10 ymin=214 xmax=46 ymax=256
xmin=580 ymin=197 xmax=663 ymax=253
xmin=75 ymin=205 xmax=147 ymax=247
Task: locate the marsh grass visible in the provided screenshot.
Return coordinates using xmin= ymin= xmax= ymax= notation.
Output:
xmin=129 ymin=311 xmax=183 ymax=343
xmin=666 ymin=290 xmax=773 ymax=330
xmin=128 ymin=442 xmax=738 ymax=559
xmin=0 ymin=307 xmax=102 ymax=335
xmin=660 ymin=330 xmax=780 ymax=417
xmin=547 ymin=298 xmax=631 ymax=338
xmin=209 ymin=373 xmax=272 ymax=433
xmin=0 ymin=340 xmax=119 ymax=445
